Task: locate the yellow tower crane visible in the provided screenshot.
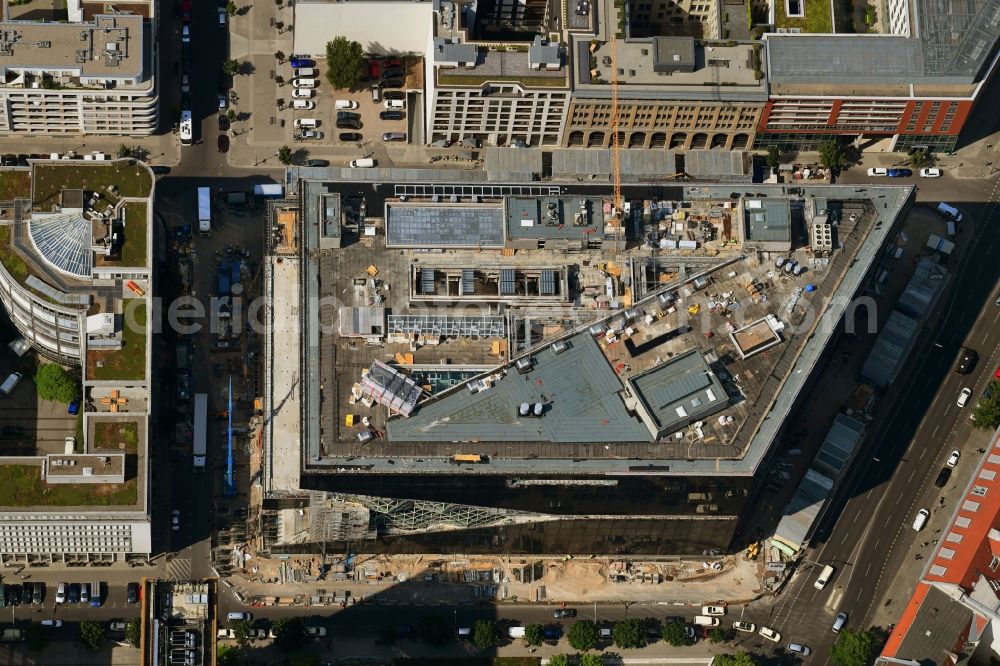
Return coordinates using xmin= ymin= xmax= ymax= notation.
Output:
xmin=609 ymin=29 xmax=624 ymax=257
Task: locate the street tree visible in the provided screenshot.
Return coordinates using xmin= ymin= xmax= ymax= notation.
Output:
xmin=418 ymin=614 xmax=452 ymax=646
xmin=831 ymin=628 xmax=876 ymax=666
xmin=226 ymin=1 xmax=237 ymax=16
xmin=125 ymin=619 xmax=141 ymax=647
xmin=324 ymin=37 xmax=366 ymax=89
xmin=714 ymin=652 xmax=758 ymax=666
xmin=117 ymin=144 xmax=132 ymax=159
xmin=524 ymin=623 xmax=544 ymax=647
xmin=222 ymin=59 xmax=241 ymax=77
xmin=272 ymin=617 xmax=306 ymax=652
xmin=818 ymin=139 xmax=848 ymax=174
xmin=217 ymin=645 xmax=241 ymax=666
xmin=567 ymin=620 xmax=599 ymax=651
xmin=25 ymin=622 xmax=47 ymax=651
xmin=971 ymin=382 xmax=1000 ymax=430
xmin=765 ymin=145 xmax=781 ymax=169
xmin=612 ymin=618 xmax=645 ymax=649
xmin=547 ymin=656 xmax=571 ymax=666
xmin=278 ymin=146 xmax=294 ymax=165
xmin=471 ymin=619 xmax=498 ymax=650
xmin=35 ymin=363 xmax=76 ymax=403
xmin=230 ymin=619 xmax=253 ymax=644
xmin=580 ymin=654 xmax=605 ymax=666
xmin=79 ymin=621 xmax=105 ymax=650
xmin=275 ymin=75 xmax=285 ymax=86
xmin=708 ymin=627 xmax=732 ymax=644
xmin=277 ymin=98 xmax=286 ymax=110
xmin=275 ymin=50 xmax=286 ymax=62
xmin=908 ymin=149 xmax=931 ymax=168
xmin=226 ymin=108 xmax=237 ymax=122
xmin=662 ymin=620 xmax=689 ymax=647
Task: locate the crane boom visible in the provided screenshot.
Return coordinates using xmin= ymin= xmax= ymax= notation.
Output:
xmin=609 ymin=31 xmax=623 ymax=254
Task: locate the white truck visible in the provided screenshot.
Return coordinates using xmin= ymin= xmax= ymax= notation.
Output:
xmin=197 ymin=187 xmax=212 ymax=236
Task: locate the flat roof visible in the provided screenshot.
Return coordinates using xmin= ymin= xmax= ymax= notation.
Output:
xmin=388 ymin=331 xmax=650 ymax=443
xmin=861 ymin=309 xmax=919 ymax=388
xmin=264 ymin=255 xmax=302 ymax=491
xmin=386 ymin=202 xmax=505 ymax=248
xmin=505 ymin=196 xmax=605 ymax=240
xmin=890 ymin=585 xmax=972 ymax=662
xmin=628 ymin=348 xmax=729 ymax=437
xmin=744 ymin=198 xmax=791 ymax=244
xmin=0 ymin=15 xmax=144 ymax=82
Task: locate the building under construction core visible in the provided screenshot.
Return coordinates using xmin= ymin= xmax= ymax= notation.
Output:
xmin=259 ymin=174 xmax=914 ymax=556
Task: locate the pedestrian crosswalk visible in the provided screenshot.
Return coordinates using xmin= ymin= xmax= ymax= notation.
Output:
xmin=166 ymin=557 xmax=191 ymax=581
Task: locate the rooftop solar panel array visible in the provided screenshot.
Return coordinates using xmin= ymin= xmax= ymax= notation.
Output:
xmin=540 ymin=269 xmax=556 ymax=295
xmin=499 ymin=268 xmax=516 ymax=295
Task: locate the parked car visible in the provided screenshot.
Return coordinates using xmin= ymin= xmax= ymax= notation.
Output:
xmin=934 ymin=467 xmax=951 ymax=488
xmin=947 ymin=450 xmax=960 ymax=467
xmin=127 ymin=582 xmax=139 ymax=604
xmin=336 ymin=118 xmax=362 ymax=130
xmin=41 ymin=620 xmax=62 ymax=628
xmin=32 ymin=582 xmax=43 ymax=604
xmin=788 ymin=642 xmax=812 ymax=655
xmin=552 ymin=608 xmax=577 ymax=618
xmin=294 ymin=118 xmax=321 ymax=128
xmin=336 ymin=111 xmax=360 ymax=120
xmin=292 ymin=78 xmax=317 ymax=89
xmin=67 ymin=583 xmax=80 ymax=604
xmin=383 ymin=90 xmax=406 ymax=101
xmin=956 ymin=347 xmax=977 ymax=374
xmin=733 ymin=621 xmax=756 ymax=633
xmin=306 ymin=159 xmax=330 ymax=167
xmin=887 ymin=168 xmax=912 ymax=177
xmin=109 ymin=621 xmax=127 ymax=632
xmin=300 ymin=130 xmax=325 ymax=140
xmin=171 ymin=509 xmax=180 ymax=531
xmin=218 ymin=115 xmax=230 ymax=131
xmin=218 ymin=94 xmax=228 ymax=110
xmin=382 ymin=69 xmax=405 ymax=81
xmin=292 ymin=88 xmax=315 ymax=99
xmin=382 ymin=131 xmax=406 ymax=141
xmin=380 ymin=110 xmax=404 ymax=121
xmin=151 ymin=165 xmax=172 ymax=175
xmin=68 ymin=399 xmax=80 ymax=415
xmin=339 ymin=132 xmax=362 ymax=142
xmin=832 ymin=612 xmax=849 ymax=633
xmin=759 ymin=626 xmax=781 ymax=642
xmin=957 ymin=387 xmax=972 ymax=408
xmin=368 ymin=60 xmax=380 ymax=80
xmin=218 ymin=7 xmax=226 ymax=25
xmin=701 ymin=606 xmax=726 ymax=616
xmin=290 ymin=57 xmax=314 ymax=69
xmin=866 ymin=167 xmax=888 ymax=177
xmin=56 ymin=583 xmax=66 ymax=604
xmin=7 ymin=584 xmax=19 ymax=606
xmin=335 ymin=100 xmax=359 ymax=110
xmin=381 ymin=78 xmax=404 ymax=89
xmin=217 ymin=135 xmax=229 ymax=153
xmin=181 ymin=24 xmax=190 ymax=43
xmin=305 ymin=626 xmax=327 ymax=637
xmin=919 ymin=167 xmax=942 ymax=177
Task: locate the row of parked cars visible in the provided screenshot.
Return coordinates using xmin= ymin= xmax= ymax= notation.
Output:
xmin=867 ymin=167 xmax=941 ymax=177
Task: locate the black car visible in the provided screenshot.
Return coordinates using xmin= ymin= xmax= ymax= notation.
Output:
xmin=7 ymin=584 xmax=20 ymax=606
xmin=935 ymin=467 xmax=952 ymax=488
xmin=336 ymin=118 xmax=362 ymax=130
xmin=382 ymin=68 xmax=404 ymax=81
xmin=2 ymin=426 xmax=24 ymax=436
xmin=127 ymin=582 xmax=139 ymax=604
xmin=383 ymin=90 xmax=406 ymax=101
xmin=380 ymin=110 xmax=404 ymax=121
xmin=552 ymin=608 xmax=577 ymax=618
xmin=1 ymin=154 xmax=16 ymax=166
xmin=956 ymin=347 xmax=977 ymax=374
xmin=32 ymin=582 xmax=44 ymax=605
xmin=217 ymin=135 xmax=230 ymax=153
xmin=306 ymin=159 xmax=330 ymax=167
xmin=150 ymin=165 xmax=171 ymax=175
xmin=338 ymin=132 xmax=362 ymax=142
xmin=219 ymin=115 xmax=230 ymax=131
xmin=68 ymin=583 xmax=80 ymax=603
xmin=15 ymin=154 xmax=29 ymax=167
xmin=380 ymin=78 xmax=404 ymax=89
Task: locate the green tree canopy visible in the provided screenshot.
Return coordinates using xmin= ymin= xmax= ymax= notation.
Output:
xmin=613 ymin=618 xmax=645 ymax=649
xmin=831 ymin=628 xmax=875 ymax=666
xmin=818 ymin=139 xmax=848 ymax=174
xmin=35 ymin=363 xmax=76 ymax=403
xmin=662 ymin=620 xmax=689 ymax=647
xmin=580 ymin=654 xmax=605 ymax=666
xmin=222 ymin=59 xmax=241 ymax=76
xmin=79 ymin=621 xmax=105 ymax=650
xmin=765 ymin=146 xmax=781 ymax=169
xmin=708 ymin=627 xmax=732 ymax=644
xmin=547 ymin=656 xmax=571 ymax=666
xmin=125 ymin=618 xmax=141 ymax=647
xmin=971 ymin=382 xmax=1000 ymax=430
xmin=471 ymin=619 xmax=498 ymax=650
xmin=567 ymin=619 xmax=599 ymax=651
xmin=713 ymin=651 xmax=758 ymax=666
xmin=278 ymin=146 xmax=293 ymax=165
xmin=230 ymin=619 xmax=253 ymax=644
xmin=226 ymin=1 xmax=237 ymax=16
xmin=908 ymin=149 xmax=931 ymax=168
xmin=272 ymin=616 xmax=306 ymax=652
xmin=25 ymin=622 xmax=47 ymax=651
xmin=418 ymin=614 xmax=452 ymax=646
xmin=524 ymin=623 xmax=544 ymax=647
xmin=324 ymin=37 xmax=366 ymax=89
xmin=217 ymin=645 xmax=241 ymax=666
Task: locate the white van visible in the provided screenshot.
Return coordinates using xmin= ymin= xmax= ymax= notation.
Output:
xmin=0 ymin=372 xmax=23 ymax=396
xmin=292 ymin=78 xmax=317 ymax=89
xmin=508 ymin=626 xmax=526 ymax=638
xmin=292 ymin=100 xmax=315 ymax=110
xmin=335 ymin=99 xmax=358 ymax=110
xmin=350 ymin=158 xmax=375 ymax=168
xmin=912 ymin=508 xmax=929 ymax=531
xmin=457 ymin=627 xmax=471 ymax=637
xmin=227 ymin=611 xmax=252 ymax=622
xmin=293 ymin=67 xmax=316 ymax=78
xmin=814 ymin=564 xmax=835 ymax=590
xmin=937 ymin=202 xmax=963 ymax=222
xmin=693 ymin=616 xmax=719 ymax=627
xmin=294 ymin=118 xmax=319 ymax=128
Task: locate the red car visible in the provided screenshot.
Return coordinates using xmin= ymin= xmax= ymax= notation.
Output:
xmin=368 ymin=60 xmax=380 ymax=80
xmin=994 ymin=365 xmax=1000 ymax=380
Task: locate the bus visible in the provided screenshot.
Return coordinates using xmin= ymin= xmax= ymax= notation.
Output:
xmin=180 ymin=110 xmax=193 ymax=146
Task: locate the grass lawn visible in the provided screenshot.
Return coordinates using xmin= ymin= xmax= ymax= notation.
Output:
xmin=0 ymin=171 xmax=30 ymax=200
xmin=33 ymin=162 xmax=152 ymax=209
xmin=93 ymin=421 xmax=139 ymax=453
xmin=88 ymin=301 xmax=147 ymax=381
xmin=0 ymin=464 xmax=137 ymax=507
xmin=0 ymin=225 xmax=29 ymax=283
xmin=775 ymin=0 xmax=833 ymax=32
xmin=120 ymin=204 xmax=148 ymax=267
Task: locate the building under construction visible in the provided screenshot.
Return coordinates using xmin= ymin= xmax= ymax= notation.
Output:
xmin=257 ymin=174 xmax=914 ymax=556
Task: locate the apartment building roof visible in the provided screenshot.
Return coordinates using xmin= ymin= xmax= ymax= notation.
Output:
xmin=627 ymin=348 xmax=729 ymax=438
xmin=436 ymin=48 xmax=568 ymax=87
xmin=0 ymin=15 xmax=144 ymax=81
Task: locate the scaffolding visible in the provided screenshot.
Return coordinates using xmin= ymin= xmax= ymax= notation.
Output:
xmin=349 ymin=495 xmax=532 ymax=533
xmin=387 ymin=314 xmax=506 ymax=339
